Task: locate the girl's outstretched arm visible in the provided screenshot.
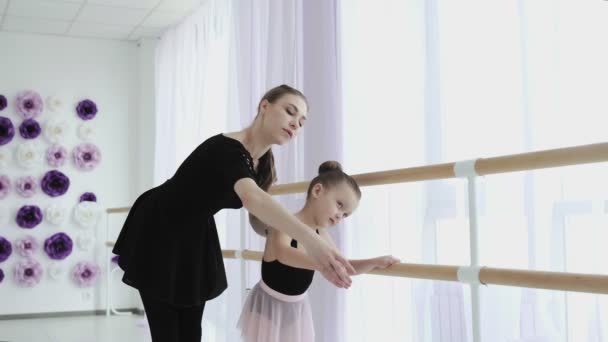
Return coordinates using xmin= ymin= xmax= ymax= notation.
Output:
xmin=349 ymin=256 xmax=400 ymax=275
xmin=318 ymin=229 xmax=400 ymax=275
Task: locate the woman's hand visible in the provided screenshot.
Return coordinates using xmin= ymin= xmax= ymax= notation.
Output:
xmin=303 ymin=235 xmax=356 ymax=288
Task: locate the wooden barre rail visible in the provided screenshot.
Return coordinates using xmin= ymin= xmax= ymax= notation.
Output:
xmin=105 ymin=142 xmax=608 ymax=212
xmin=269 ymin=142 xmax=608 ymax=195
xmin=221 ymin=249 xmax=608 ymax=295
xmin=103 ymin=242 xmax=608 ymax=294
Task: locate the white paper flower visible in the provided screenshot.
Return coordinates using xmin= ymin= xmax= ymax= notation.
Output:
xmin=16 ymin=141 xmax=42 ymax=169
xmin=73 ymin=201 xmax=101 ymax=229
xmin=46 ymin=96 xmax=63 ymax=112
xmin=48 ymin=262 xmax=64 ymax=280
xmin=76 ymin=234 xmax=96 ymax=251
xmin=44 ymin=118 xmax=69 ymax=144
xmin=78 ymin=122 xmax=96 ymax=141
xmin=0 ymin=147 xmax=11 ymax=169
xmin=45 ymin=204 xmax=67 ymax=225
xmin=0 ymin=207 xmax=9 ymax=225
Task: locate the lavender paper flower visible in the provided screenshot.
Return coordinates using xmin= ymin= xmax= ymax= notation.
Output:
xmin=41 ymin=170 xmax=70 ymax=197
xmin=72 ymin=261 xmax=100 ymax=287
xmin=46 ymin=144 xmax=68 ymax=167
xmin=76 ymin=99 xmax=97 ymax=120
xmin=0 ymin=175 xmax=10 ymax=199
xmin=16 ymin=205 xmax=43 ymax=229
xmin=0 ymin=116 xmax=15 ymax=146
xmin=15 ymin=235 xmax=38 ymax=257
xmin=16 ymin=91 xmax=43 ymax=119
xmin=0 ymin=95 xmax=7 ymax=111
xmin=0 ymin=236 xmax=12 ymax=262
xmin=79 ymin=192 xmax=97 ymax=202
xmin=72 ymin=143 xmax=101 ymax=171
xmin=19 ymin=119 xmax=42 ymax=139
xmin=16 ymin=176 xmax=37 ymax=198
xmin=14 ymin=258 xmax=43 ymax=287
xmin=0 ymin=268 xmax=4 ymax=283
xmin=44 ymin=232 xmax=73 ymax=260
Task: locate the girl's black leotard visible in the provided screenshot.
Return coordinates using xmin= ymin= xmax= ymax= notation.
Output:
xmin=261 ymin=230 xmax=319 ymax=295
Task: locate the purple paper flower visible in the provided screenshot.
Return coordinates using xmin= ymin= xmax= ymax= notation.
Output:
xmin=44 ymin=232 xmax=73 ymax=260
xmin=72 ymin=261 xmax=100 ymax=287
xmin=16 ymin=205 xmax=43 ymax=229
xmin=76 ymin=99 xmax=97 ymax=120
xmin=0 ymin=116 xmax=15 ymax=146
xmin=41 ymin=170 xmax=70 ymax=197
xmin=14 ymin=258 xmax=42 ymax=287
xmin=16 ymin=91 xmax=43 ymax=119
xmin=72 ymin=143 xmax=101 ymax=171
xmin=111 ymin=255 xmax=119 ymax=264
xmin=0 ymin=236 xmax=12 ymax=262
xmin=0 ymin=268 xmax=4 ymax=283
xmin=0 ymin=175 xmax=10 ymax=199
xmin=79 ymin=192 xmax=97 ymax=202
xmin=19 ymin=119 xmax=42 ymax=139
xmin=15 ymin=176 xmax=37 ymax=198
xmin=15 ymin=235 xmax=38 ymax=257
xmin=46 ymin=144 xmax=68 ymax=167
xmin=0 ymin=95 xmax=7 ymax=111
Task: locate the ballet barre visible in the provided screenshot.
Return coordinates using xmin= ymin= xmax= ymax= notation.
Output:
xmin=101 ymin=244 xmax=608 ymax=295
xmin=220 ymin=249 xmax=608 ymax=295
xmin=269 ymin=141 xmax=608 ymax=195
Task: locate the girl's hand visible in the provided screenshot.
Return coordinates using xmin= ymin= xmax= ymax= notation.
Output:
xmin=374 ymin=255 xmax=400 ymax=269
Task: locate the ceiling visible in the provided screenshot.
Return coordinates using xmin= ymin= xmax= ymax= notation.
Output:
xmin=0 ymin=0 xmax=203 ymax=41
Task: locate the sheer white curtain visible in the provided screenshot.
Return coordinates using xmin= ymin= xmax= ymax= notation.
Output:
xmin=340 ymin=0 xmax=608 ymax=341
xmin=154 ymin=0 xmax=232 ymax=184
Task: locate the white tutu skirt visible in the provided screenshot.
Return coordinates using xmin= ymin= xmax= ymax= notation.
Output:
xmin=237 ymin=280 xmax=315 ymax=342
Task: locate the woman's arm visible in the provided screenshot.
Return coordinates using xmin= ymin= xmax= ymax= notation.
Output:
xmin=269 ymin=230 xmax=318 ymax=271
xmin=235 ymin=178 xmax=355 ymax=288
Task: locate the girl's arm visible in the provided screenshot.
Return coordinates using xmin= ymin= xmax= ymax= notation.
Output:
xmin=235 ymin=178 xmax=355 ymax=288
xmin=349 ymin=256 xmax=400 ymax=275
xmin=318 ymin=229 xmax=400 ymax=275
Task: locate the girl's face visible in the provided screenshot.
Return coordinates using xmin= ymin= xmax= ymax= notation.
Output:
xmin=308 ymin=182 xmax=360 ymax=228
xmin=259 ymin=94 xmax=308 ymax=145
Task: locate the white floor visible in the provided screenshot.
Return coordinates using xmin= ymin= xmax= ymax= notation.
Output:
xmin=0 ymin=315 xmax=151 ymax=342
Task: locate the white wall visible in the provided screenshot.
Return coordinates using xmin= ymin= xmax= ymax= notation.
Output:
xmin=0 ymin=32 xmax=156 ymax=315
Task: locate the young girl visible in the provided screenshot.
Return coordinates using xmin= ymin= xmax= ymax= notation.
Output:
xmin=238 ymin=161 xmax=400 ymax=342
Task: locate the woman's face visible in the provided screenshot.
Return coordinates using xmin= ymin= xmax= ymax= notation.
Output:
xmin=259 ymin=94 xmax=308 ymax=145
xmin=309 ymin=182 xmax=360 ymax=228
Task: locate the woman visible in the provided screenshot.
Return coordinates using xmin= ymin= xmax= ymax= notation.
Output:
xmin=112 ymin=85 xmax=355 ymax=342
